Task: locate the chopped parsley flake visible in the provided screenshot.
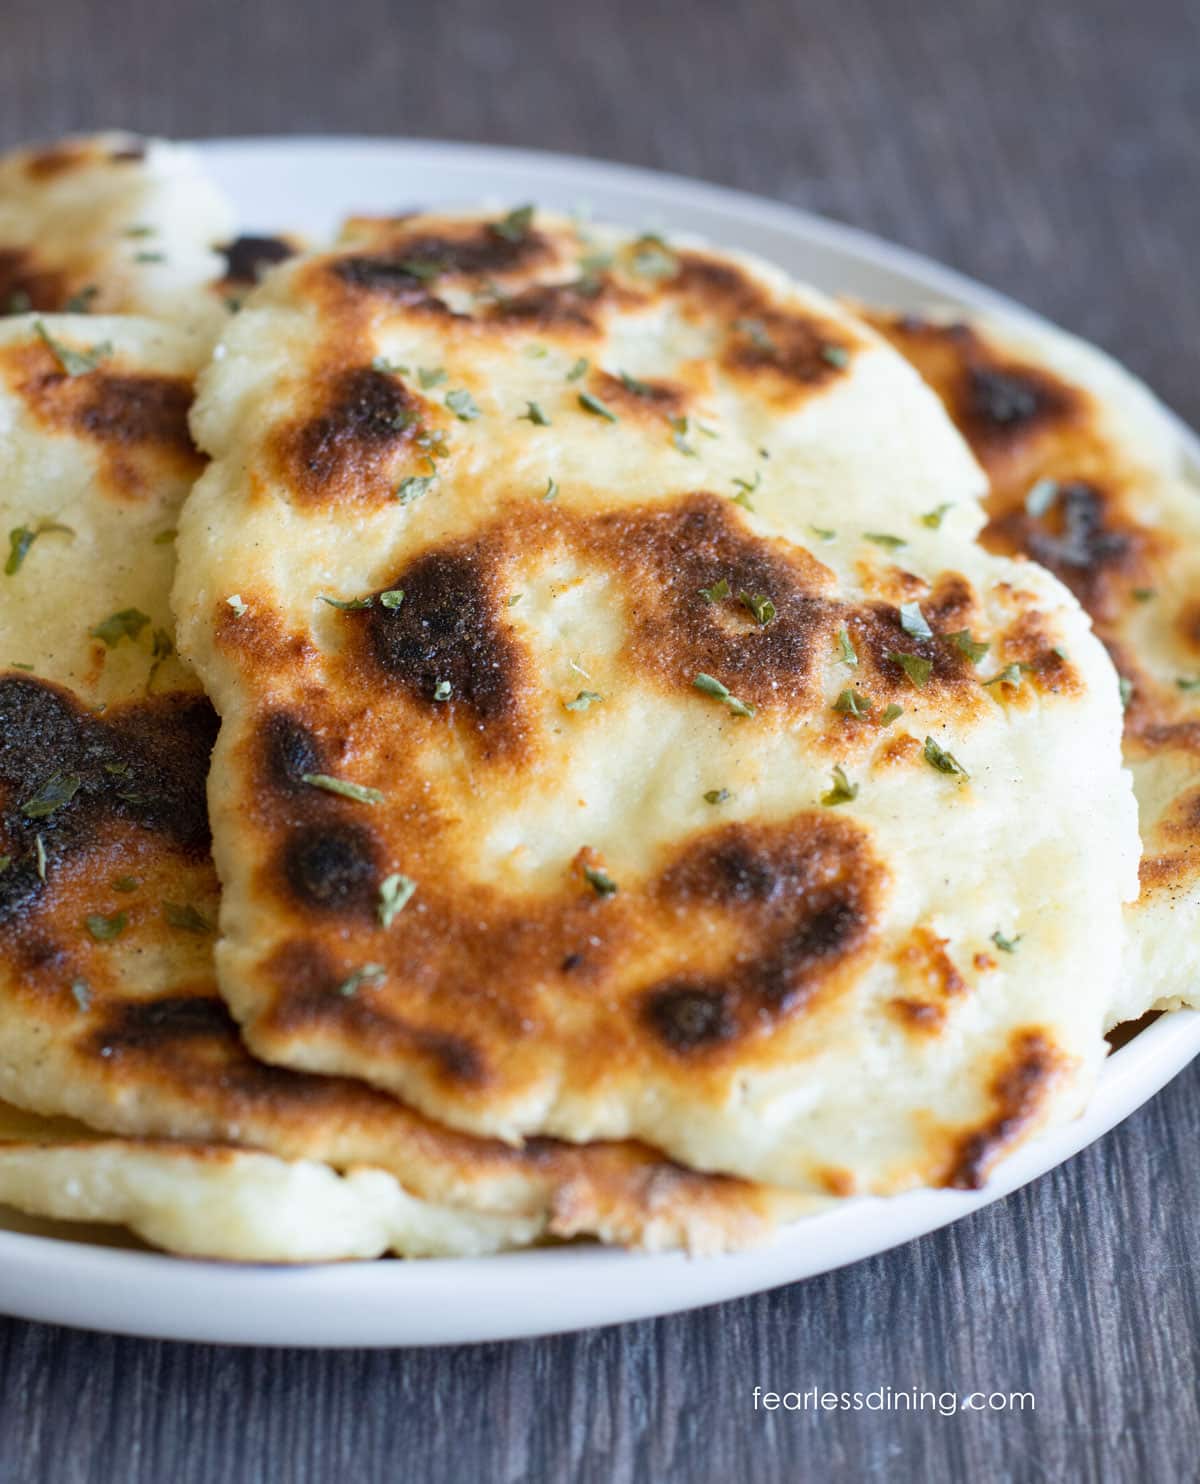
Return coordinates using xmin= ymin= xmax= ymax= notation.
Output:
xmin=699 ymin=577 xmax=731 ymax=603
xmin=64 ymin=285 xmax=99 ymax=313
xmin=1132 ymin=587 xmax=1157 ymax=603
xmin=400 ymin=259 xmax=441 ymax=281
xmin=508 ymin=593 xmax=522 ymax=606
xmin=619 ymin=370 xmax=654 ymax=397
xmin=734 ymin=318 xmax=774 ymax=351
xmin=445 ymin=388 xmax=481 ymax=421
xmin=5 ymin=520 xmax=73 ymax=575
xmin=630 ymin=235 xmax=678 ymax=280
xmin=418 ymin=366 xmax=447 ymax=389
xmin=821 ymin=344 xmax=849 ymax=368
xmin=809 ymin=526 xmax=836 ymax=543
xmin=739 ymin=591 xmax=776 ymax=625
xmin=380 ymin=589 xmax=405 ymax=609
xmin=378 ymin=873 xmax=417 ymax=928
xmin=1025 ymin=478 xmax=1059 ymax=518
xmin=372 ymin=356 xmax=409 ymax=375
xmin=21 ymin=772 xmax=81 ymax=819
xmin=566 ymin=357 xmax=589 ymax=382
xmin=833 ymin=688 xmax=873 ymax=718
xmin=134 ymin=250 xmax=165 ymax=264
xmin=583 ymin=864 xmax=618 ymax=898
xmin=225 ymin=595 xmax=247 ymax=617
xmin=163 ymin=901 xmax=211 ymax=934
xmin=112 ymin=876 xmax=139 ymax=893
xmin=668 ymin=415 xmax=697 ymax=457
xmin=983 ymin=663 xmax=1025 ymax=690
xmin=34 ymin=321 xmax=112 ymax=376
xmin=865 ymin=532 xmax=906 ymax=550
xmin=397 ymin=474 xmax=435 ymax=504
xmin=880 ymin=702 xmax=904 ymax=726
xmin=35 ymin=834 xmax=46 ymax=881
xmin=577 ymin=390 xmax=617 ymax=422
xmin=835 ymin=627 xmax=858 ymax=667
xmin=433 ymin=680 xmax=452 ymax=701
xmin=991 ymin=929 xmax=1022 ymax=954
xmin=921 ymin=503 xmax=953 ymax=529
xmin=301 ymin=773 xmax=384 ymax=805
xmin=1119 ymin=675 xmax=1135 ymax=710
xmin=731 ymin=471 xmax=761 ymax=509
xmin=821 ymin=765 xmax=858 ymax=807
xmin=564 ymin=690 xmax=603 ymax=711
xmin=704 ymin=788 xmax=732 ymax=805
xmin=692 ymin=672 xmax=755 ymax=718
xmin=948 ymin=629 xmax=990 ymax=664
xmin=337 ymin=963 xmax=386 ymax=997
xmin=923 ymin=735 xmax=968 ymax=779
xmin=320 ymin=593 xmax=373 ymax=610
xmin=494 ymin=204 xmax=535 ymax=242
xmin=888 ymin=651 xmax=933 ymax=688
xmin=86 ymin=911 xmax=127 ymax=942
xmin=899 ymin=601 xmax=933 ymax=641
xmin=1176 ymin=676 xmax=1200 ymax=692
xmin=519 ymin=401 xmax=550 ymax=426
xmin=91 ymin=607 xmax=151 ymax=645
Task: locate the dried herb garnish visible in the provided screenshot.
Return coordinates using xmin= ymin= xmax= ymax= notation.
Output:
xmin=337 ymin=963 xmax=386 ymax=997
xmin=494 ymin=204 xmax=534 ymax=242
xmin=821 ymin=765 xmax=858 ymax=807
xmin=301 ymin=773 xmax=384 ymax=804
xmin=564 ymin=691 xmax=603 ymax=711
xmin=833 ymin=688 xmax=873 ymax=718
xmin=85 ymin=911 xmax=127 ymax=942
xmin=445 ymin=388 xmax=481 ymax=421
xmin=899 ymin=601 xmax=933 ymax=641
xmin=739 ymin=591 xmax=776 ymax=626
xmin=5 ymin=520 xmax=73 ymax=576
xmin=90 ymin=608 xmax=151 ymax=646
xmin=888 ymin=651 xmax=933 ymax=688
xmin=578 ymin=390 xmax=617 ymax=421
xmin=378 ymin=873 xmax=417 ymax=928
xmin=21 ymin=772 xmax=81 ymax=819
xmin=923 ymin=736 xmax=968 ymax=779
xmin=163 ymin=902 xmax=211 ymax=934
xmin=34 ymin=320 xmax=112 ymax=376
xmin=948 ymin=629 xmax=989 ymax=664
xmin=692 ymin=672 xmax=755 ymax=718
xmin=583 ymin=864 xmax=618 ymax=897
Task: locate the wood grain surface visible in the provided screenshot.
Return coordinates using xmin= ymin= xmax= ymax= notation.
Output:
xmin=1 ymin=0 xmax=1198 ymax=1479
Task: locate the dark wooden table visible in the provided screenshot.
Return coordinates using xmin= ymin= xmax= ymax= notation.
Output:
xmin=2 ymin=0 xmax=1198 ymax=1478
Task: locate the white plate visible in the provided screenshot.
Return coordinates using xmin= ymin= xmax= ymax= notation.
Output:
xmin=2 ymin=136 xmax=1197 ymax=1347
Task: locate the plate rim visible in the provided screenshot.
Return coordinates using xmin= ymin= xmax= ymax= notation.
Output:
xmin=2 ymin=133 xmax=1197 ymax=1347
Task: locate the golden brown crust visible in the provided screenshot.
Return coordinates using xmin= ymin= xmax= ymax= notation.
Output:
xmin=942 ymin=1029 xmax=1066 ymax=1189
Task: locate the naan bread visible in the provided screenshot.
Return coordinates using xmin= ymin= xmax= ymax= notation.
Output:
xmin=174 ymin=210 xmax=1139 ymax=1195
xmin=0 ymin=313 xmax=804 ymax=1256
xmin=869 ymin=308 xmax=1200 ymax=1026
xmin=0 ymin=1101 xmax=536 ymax=1260
xmin=0 ymin=133 xmax=234 ymax=337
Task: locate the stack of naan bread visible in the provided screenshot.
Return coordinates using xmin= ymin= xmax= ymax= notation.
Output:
xmin=0 ymin=132 xmax=1193 ymax=1261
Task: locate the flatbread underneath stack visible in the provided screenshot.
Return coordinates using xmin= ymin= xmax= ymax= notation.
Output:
xmin=173 ymin=209 xmax=1138 ymax=1194
xmin=870 ymin=307 xmax=1200 ymax=1026
xmin=0 ymin=132 xmax=233 ymax=339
